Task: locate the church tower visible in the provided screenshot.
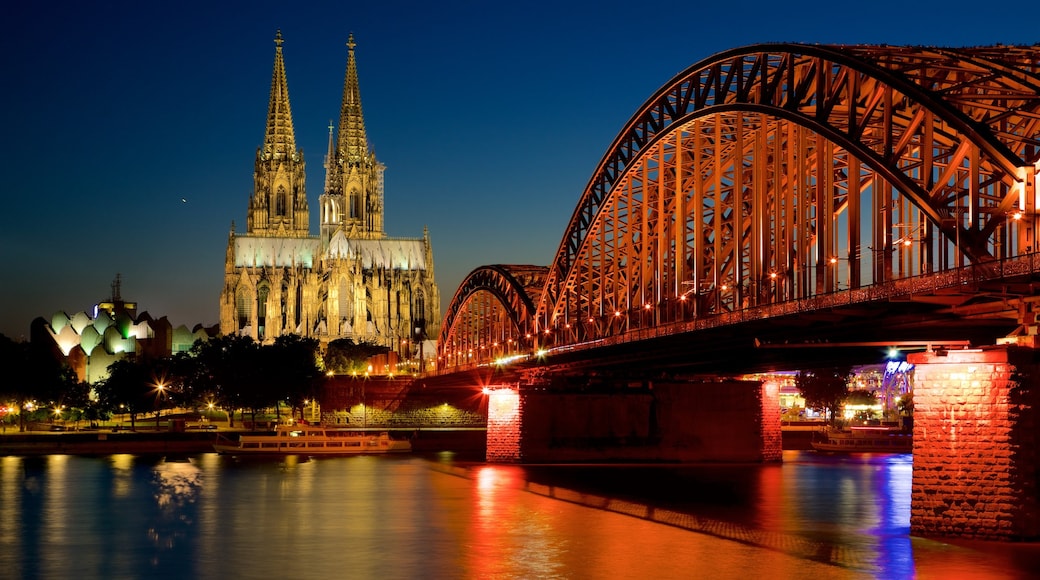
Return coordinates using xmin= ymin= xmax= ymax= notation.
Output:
xmin=320 ymin=34 xmax=386 ymax=240
xmin=247 ymin=30 xmax=309 ymax=237
xmin=222 ymin=32 xmax=441 ymax=358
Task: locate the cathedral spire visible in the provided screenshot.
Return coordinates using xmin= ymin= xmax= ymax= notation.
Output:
xmin=323 ymin=120 xmax=335 ymax=193
xmin=337 ymin=33 xmax=368 ymax=166
xmin=263 ymin=30 xmax=297 ymax=160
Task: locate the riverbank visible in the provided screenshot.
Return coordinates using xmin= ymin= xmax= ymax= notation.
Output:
xmin=1 ymin=428 xmax=816 ymax=457
xmin=0 ymin=427 xmax=489 ymax=456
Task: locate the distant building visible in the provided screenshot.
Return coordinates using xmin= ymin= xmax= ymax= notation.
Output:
xmin=219 ymin=32 xmax=440 ymax=357
xmin=33 ymin=275 xmax=217 ymax=383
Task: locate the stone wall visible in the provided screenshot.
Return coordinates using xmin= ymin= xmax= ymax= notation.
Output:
xmin=908 ymin=347 xmax=1040 ymax=540
xmin=486 ymin=379 xmax=779 ymax=463
xmin=319 ymin=377 xmax=485 ymax=428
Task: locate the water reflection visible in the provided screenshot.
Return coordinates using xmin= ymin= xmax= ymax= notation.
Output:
xmin=1 ymin=451 xmax=1038 ymax=579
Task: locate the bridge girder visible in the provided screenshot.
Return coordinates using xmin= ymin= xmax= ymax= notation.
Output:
xmin=439 ymin=43 xmax=1040 ymax=369
xmin=437 ymin=265 xmax=547 ymax=368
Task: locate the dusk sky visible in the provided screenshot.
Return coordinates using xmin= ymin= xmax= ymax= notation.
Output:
xmin=3 ymin=0 xmax=1034 ymax=339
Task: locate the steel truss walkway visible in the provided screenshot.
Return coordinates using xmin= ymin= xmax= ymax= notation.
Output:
xmin=438 ymin=43 xmax=1040 ymax=372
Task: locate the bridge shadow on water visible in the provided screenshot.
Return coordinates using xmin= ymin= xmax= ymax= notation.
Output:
xmin=429 ymin=451 xmax=1040 ymax=578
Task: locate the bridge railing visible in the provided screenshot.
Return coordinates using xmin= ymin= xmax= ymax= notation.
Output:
xmin=430 ymin=252 xmax=1040 ymax=373
xmin=547 ymin=252 xmax=1040 ymax=357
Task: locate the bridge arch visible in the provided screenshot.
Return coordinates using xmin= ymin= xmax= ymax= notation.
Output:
xmin=534 ymin=43 xmax=1040 ymax=342
xmin=437 ymin=265 xmax=547 ymax=368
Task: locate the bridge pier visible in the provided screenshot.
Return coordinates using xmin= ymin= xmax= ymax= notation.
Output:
xmin=907 ymin=346 xmax=1040 ymax=540
xmin=485 ymin=378 xmax=781 ymax=463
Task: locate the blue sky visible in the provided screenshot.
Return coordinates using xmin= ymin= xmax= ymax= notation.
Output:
xmin=2 ymin=0 xmax=1034 ymax=339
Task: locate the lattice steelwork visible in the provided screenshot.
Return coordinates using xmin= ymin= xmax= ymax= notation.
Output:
xmin=439 ymin=43 xmax=1040 ymax=367
xmin=438 ymin=265 xmax=546 ymax=369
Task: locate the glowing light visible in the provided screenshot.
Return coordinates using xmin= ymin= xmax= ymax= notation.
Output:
xmin=644 ymin=303 xmax=652 ymax=310
xmin=614 ymin=311 xmax=621 ymax=317
xmin=1012 ymin=211 xmax=1023 ymax=220
xmin=482 ymin=387 xmax=491 ymax=395
xmin=887 ymin=347 xmax=900 ymax=359
xmin=829 ymin=256 xmax=838 ymax=264
xmin=536 ymin=349 xmax=547 ymax=358
xmin=769 ymin=272 xmax=777 ymax=279
xmin=903 ymin=238 xmax=912 ymax=247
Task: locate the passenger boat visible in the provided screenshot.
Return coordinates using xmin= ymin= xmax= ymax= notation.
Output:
xmin=810 ymin=425 xmax=913 ymax=453
xmin=213 ymin=424 xmax=412 ymax=456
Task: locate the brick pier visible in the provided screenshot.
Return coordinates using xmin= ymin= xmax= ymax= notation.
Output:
xmin=908 ymin=347 xmax=1040 ymax=540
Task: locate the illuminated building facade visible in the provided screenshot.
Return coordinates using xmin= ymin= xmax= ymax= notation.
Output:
xmin=220 ymin=33 xmax=440 ymax=350
xmin=35 ymin=275 xmax=215 ymax=383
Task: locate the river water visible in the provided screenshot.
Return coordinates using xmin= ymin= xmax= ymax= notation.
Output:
xmin=1 ymin=450 xmax=1038 ymax=579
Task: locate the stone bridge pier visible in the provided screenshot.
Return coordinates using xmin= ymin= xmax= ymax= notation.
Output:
xmin=484 ymin=378 xmax=782 ymax=464
xmin=908 ymin=346 xmax=1040 ymax=541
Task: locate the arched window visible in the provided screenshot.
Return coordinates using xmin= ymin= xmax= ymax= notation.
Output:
xmin=236 ymin=289 xmax=252 ymax=331
xmin=275 ymin=186 xmax=287 ymax=216
xmin=257 ymin=284 xmax=270 ymax=339
xmin=339 ymin=276 xmax=353 ymax=327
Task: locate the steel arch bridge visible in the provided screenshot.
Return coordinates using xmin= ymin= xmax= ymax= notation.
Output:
xmin=438 ymin=43 xmax=1040 ymax=371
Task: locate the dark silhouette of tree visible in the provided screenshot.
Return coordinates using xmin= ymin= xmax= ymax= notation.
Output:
xmin=0 ymin=334 xmax=77 ymax=431
xmin=189 ymin=335 xmax=259 ymax=428
xmin=324 ymin=338 xmax=388 ymax=375
xmin=796 ymin=366 xmax=852 ymax=425
xmin=269 ymin=334 xmax=324 ymax=422
xmin=96 ymin=358 xmax=157 ymax=430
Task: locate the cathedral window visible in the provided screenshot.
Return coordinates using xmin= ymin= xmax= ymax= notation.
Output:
xmin=257 ymin=284 xmax=270 ymax=339
xmin=275 ymin=187 xmax=287 ymax=216
xmin=236 ymin=290 xmax=252 ymax=331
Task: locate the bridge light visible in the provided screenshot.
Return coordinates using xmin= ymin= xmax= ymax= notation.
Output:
xmin=614 ymin=311 xmax=622 ymax=317
xmin=721 ymin=284 xmax=729 ymax=291
xmin=536 ymin=349 xmax=547 ymax=358
xmin=769 ymin=272 xmax=777 ymax=279
xmin=1012 ymin=211 xmax=1023 ymax=220
xmin=887 ymin=347 xmax=900 ymax=359
xmin=644 ymin=303 xmax=652 ymax=310
xmin=829 ymin=256 xmax=838 ymax=265
xmin=903 ymin=238 xmax=913 ymax=247
xmin=482 ymin=387 xmax=491 ymax=395
xmin=679 ymin=295 xmax=687 ymax=301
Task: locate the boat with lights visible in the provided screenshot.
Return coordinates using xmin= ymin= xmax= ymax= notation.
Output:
xmin=810 ymin=425 xmax=913 ymax=453
xmin=213 ymin=424 xmax=412 ymax=455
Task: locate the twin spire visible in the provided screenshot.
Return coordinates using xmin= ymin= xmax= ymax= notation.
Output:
xmin=262 ymin=30 xmax=369 ymax=165
xmin=338 ymin=33 xmax=369 ymax=167
xmin=262 ymin=30 xmax=296 ymax=159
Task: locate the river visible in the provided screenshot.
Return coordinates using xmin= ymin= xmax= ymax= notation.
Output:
xmin=1 ymin=450 xmax=1037 ymax=579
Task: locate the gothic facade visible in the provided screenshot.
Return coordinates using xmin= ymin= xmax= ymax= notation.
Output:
xmin=220 ymin=33 xmax=440 ymax=352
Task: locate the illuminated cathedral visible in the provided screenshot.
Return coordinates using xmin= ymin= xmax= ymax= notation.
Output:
xmin=220 ymin=32 xmax=440 ymax=353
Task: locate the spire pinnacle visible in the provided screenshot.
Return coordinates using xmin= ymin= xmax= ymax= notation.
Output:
xmin=337 ymin=33 xmax=368 ymax=166
xmin=323 ymin=120 xmax=335 ymax=193
xmin=263 ymin=29 xmax=297 ymax=160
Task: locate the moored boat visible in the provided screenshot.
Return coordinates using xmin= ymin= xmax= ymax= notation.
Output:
xmin=213 ymin=424 xmax=412 ymax=456
xmin=810 ymin=425 xmax=912 ymax=453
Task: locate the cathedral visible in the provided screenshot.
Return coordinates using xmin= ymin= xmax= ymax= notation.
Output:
xmin=220 ymin=32 xmax=440 ymax=354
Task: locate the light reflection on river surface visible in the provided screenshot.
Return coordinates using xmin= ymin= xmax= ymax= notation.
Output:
xmin=1 ymin=450 xmax=1038 ymax=579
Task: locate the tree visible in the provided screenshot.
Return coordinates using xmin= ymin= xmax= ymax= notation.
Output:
xmin=0 ymin=334 xmax=77 ymax=431
xmin=96 ymin=358 xmax=156 ymax=430
xmin=268 ymin=334 xmax=324 ymax=422
xmin=189 ymin=335 xmax=259 ymax=428
xmin=324 ymin=338 xmax=388 ymax=375
xmin=796 ymin=366 xmax=852 ymax=425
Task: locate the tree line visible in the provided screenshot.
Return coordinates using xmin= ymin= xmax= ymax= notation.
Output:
xmin=0 ymin=333 xmax=387 ymax=432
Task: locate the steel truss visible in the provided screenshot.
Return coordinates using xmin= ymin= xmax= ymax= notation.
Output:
xmin=439 ymin=44 xmax=1040 ymax=368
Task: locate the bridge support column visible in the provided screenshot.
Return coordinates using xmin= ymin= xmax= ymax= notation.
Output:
xmin=907 ymin=347 xmax=1040 ymax=540
xmin=485 ymin=379 xmax=781 ymax=463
